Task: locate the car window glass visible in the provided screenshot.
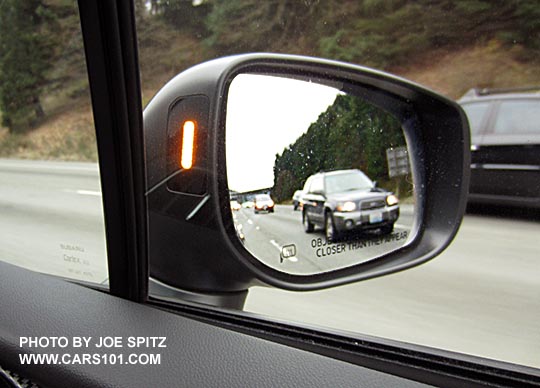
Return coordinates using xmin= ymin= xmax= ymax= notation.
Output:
xmin=0 ymin=2 xmax=108 ymax=285
xmin=325 ymin=171 xmax=373 ymax=194
xmin=309 ymin=177 xmax=324 ymax=193
xmin=302 ymin=178 xmax=312 ymax=192
xmin=494 ymin=100 xmax=540 ymax=134
xmin=461 ymin=102 xmax=490 ymax=135
xmin=135 ymin=1 xmax=540 ymax=369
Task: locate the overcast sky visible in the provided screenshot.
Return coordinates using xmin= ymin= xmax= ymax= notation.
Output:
xmin=226 ymin=74 xmax=340 ymax=193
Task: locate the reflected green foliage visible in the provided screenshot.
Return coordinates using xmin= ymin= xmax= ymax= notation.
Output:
xmin=272 ymin=95 xmax=407 ymax=203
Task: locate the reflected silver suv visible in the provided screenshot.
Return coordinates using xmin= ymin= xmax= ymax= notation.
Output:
xmin=301 ymin=169 xmax=399 ymax=242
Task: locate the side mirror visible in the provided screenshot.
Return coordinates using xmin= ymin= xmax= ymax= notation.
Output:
xmin=144 ymin=54 xmax=470 ymax=307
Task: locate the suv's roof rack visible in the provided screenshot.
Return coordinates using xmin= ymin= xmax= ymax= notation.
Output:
xmin=462 ymin=86 xmax=540 ymax=98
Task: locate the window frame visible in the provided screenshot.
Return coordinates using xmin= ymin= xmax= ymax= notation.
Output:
xmin=309 ymin=176 xmax=324 ymax=194
xmin=78 ymin=0 xmax=147 ymax=301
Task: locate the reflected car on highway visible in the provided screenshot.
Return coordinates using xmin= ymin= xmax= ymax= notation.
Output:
xmin=253 ymin=194 xmax=275 ymax=213
xmin=459 ymin=87 xmax=540 ymax=208
xmin=301 ymin=169 xmax=399 ymax=242
xmin=242 ymin=200 xmax=254 ymax=208
xmin=292 ymin=190 xmax=304 ymax=210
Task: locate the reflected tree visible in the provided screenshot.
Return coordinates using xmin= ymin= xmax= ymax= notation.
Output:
xmin=272 ymin=94 xmax=407 ymax=202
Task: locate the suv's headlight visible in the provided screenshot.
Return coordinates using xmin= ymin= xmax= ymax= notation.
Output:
xmin=386 ymin=194 xmax=399 ymax=206
xmin=337 ymin=201 xmax=356 ymax=212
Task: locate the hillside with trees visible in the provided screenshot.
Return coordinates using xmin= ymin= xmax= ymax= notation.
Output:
xmin=0 ymin=0 xmax=539 ymax=160
xmin=271 ymin=94 xmax=406 ymax=202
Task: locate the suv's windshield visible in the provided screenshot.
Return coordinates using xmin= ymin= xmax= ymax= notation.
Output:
xmin=325 ymin=171 xmax=373 ymax=194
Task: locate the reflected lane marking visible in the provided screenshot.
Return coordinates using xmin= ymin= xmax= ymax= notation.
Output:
xmin=270 ymin=240 xmax=280 ymax=250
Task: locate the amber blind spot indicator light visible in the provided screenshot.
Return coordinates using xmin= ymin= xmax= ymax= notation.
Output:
xmin=181 ymin=120 xmax=196 ymax=169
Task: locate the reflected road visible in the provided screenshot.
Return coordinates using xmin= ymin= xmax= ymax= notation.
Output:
xmin=234 ymin=204 xmax=413 ymax=274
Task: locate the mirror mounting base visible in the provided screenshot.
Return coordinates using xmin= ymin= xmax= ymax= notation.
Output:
xmin=149 ymin=278 xmax=248 ymax=310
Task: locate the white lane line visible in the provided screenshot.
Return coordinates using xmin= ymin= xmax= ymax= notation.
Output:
xmin=76 ymin=190 xmax=102 ymax=196
xmin=255 ymin=226 xmax=260 ymax=230
xmin=63 ymin=189 xmax=102 ymax=196
xmin=247 ymin=219 xmax=253 ymax=225
xmin=270 ymin=239 xmax=298 ymax=263
xmin=0 ymin=160 xmax=99 ymax=172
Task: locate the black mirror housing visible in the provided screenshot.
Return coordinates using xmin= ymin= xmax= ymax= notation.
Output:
xmin=144 ymin=54 xmax=470 ymax=302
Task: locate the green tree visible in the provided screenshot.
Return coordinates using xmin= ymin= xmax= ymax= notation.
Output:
xmin=273 ymin=169 xmax=297 ymax=203
xmin=160 ymin=0 xmax=212 ymax=38
xmin=205 ymin=0 xmax=337 ymax=56
xmin=272 ymin=94 xmax=407 ymax=202
xmin=504 ymin=0 xmax=540 ymax=52
xmin=0 ymin=0 xmax=55 ymax=132
xmin=319 ymin=0 xmax=540 ymax=69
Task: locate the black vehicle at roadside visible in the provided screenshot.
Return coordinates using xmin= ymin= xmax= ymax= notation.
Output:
xmin=459 ymin=87 xmax=540 ymax=208
xmin=301 ymin=169 xmax=399 ymax=242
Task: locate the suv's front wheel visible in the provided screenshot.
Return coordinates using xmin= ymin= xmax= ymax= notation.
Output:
xmin=380 ymin=224 xmax=394 ymax=235
xmin=325 ymin=211 xmax=340 ymax=242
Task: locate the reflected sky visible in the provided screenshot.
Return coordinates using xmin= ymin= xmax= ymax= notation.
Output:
xmin=226 ymin=74 xmax=340 ymax=192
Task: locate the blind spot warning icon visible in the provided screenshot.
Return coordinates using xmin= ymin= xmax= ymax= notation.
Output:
xmin=280 ymin=244 xmax=297 ymax=263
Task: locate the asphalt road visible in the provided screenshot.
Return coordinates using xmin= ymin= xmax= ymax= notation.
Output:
xmin=246 ymin=208 xmax=540 ymax=368
xmin=0 ymin=159 xmax=108 ymax=283
xmin=1 ymin=159 xmax=539 ymax=368
xmin=234 ymin=204 xmax=414 ymax=275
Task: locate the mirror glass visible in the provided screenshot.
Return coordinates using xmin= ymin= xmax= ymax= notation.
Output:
xmin=226 ymin=73 xmax=416 ymax=275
